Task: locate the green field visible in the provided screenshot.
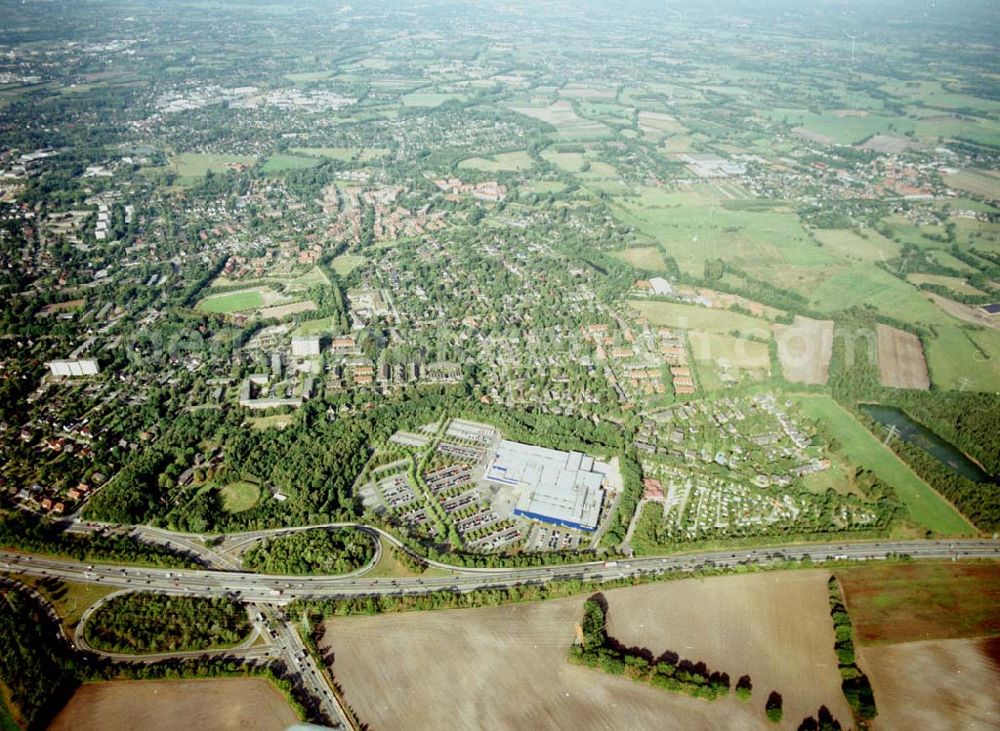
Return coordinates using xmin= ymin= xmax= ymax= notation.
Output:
xmin=764 ymin=108 xmax=915 ymax=145
xmin=795 ymin=395 xmax=974 ymax=535
xmin=628 ymin=299 xmax=770 ymax=337
xmin=689 ymin=331 xmax=770 ymax=369
xmin=260 ymin=154 xmax=321 ymax=173
xmin=809 ymin=263 xmax=960 ymax=326
xmin=943 ymin=169 xmax=1000 ymax=200
xmin=284 ymin=70 xmax=335 ymax=83
xmin=612 ymin=246 xmax=669 ymax=271
xmin=169 ymin=152 xmax=256 ymax=184
xmin=220 ymin=481 xmax=260 ymax=512
xmin=458 ymin=150 xmax=534 ymax=172
xmin=195 ymin=289 xmax=265 ymax=314
xmin=814 ymin=228 xmax=901 ymax=263
xmin=509 ymin=102 xmax=612 ymax=140
xmin=401 ymin=91 xmax=463 ymax=107
xmin=540 ymin=149 xmax=587 ymax=172
xmin=924 ymin=325 xmax=1000 ymax=391
xmin=612 ymin=186 xmax=835 ymax=293
xmin=292 ymin=315 xmax=341 ymax=336
xmin=247 ymin=414 xmax=295 ymax=431
xmin=290 ymin=146 xmax=388 ymax=161
xmin=525 ymin=180 xmax=567 ymax=195
xmin=907 ymin=273 xmax=986 ymax=296
xmin=329 ymin=253 xmax=366 ymax=276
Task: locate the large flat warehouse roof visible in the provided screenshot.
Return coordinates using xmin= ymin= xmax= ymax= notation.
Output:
xmin=484 ymin=440 xmax=605 ymax=531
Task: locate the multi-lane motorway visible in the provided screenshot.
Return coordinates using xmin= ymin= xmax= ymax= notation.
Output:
xmin=4 ymin=537 xmax=998 ymax=603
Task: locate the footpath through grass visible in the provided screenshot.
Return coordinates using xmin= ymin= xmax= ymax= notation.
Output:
xmin=795 ymin=395 xmax=974 ymax=536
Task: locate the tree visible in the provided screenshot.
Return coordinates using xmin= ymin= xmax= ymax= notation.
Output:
xmin=766 ymin=691 xmax=784 ymax=723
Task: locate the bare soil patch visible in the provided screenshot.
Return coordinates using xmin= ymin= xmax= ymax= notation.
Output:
xmin=860 ymin=637 xmax=1000 ymax=730
xmin=49 ymin=678 xmax=298 ymax=731
xmin=321 ymin=571 xmax=852 ymax=730
xmin=772 ymin=316 xmax=834 ymax=384
xmin=259 ymin=300 xmax=316 ymax=319
xmin=876 ymin=324 xmax=930 ymax=390
xmin=927 ymin=291 xmax=1000 ymax=329
xmin=859 ymin=135 xmax=921 ymax=154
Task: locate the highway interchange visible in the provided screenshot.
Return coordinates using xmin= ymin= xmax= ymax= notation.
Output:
xmin=3 ymin=520 xmax=999 ymax=730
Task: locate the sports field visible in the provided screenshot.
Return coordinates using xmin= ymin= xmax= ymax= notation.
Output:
xmin=220 ymin=481 xmax=260 ymax=512
xmin=195 ymin=288 xmax=266 ymax=314
xmin=795 ymin=396 xmax=974 ymax=535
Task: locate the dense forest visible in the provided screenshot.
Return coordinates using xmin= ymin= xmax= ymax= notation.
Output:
xmin=0 ymin=586 xmax=79 ymax=730
xmin=83 ymin=593 xmax=251 ymax=654
xmin=242 ymin=528 xmax=375 ymax=575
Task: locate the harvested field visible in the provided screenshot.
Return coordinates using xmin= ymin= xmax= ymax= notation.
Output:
xmin=876 ymin=324 xmax=930 ymax=390
xmin=772 ymin=316 xmax=833 ymax=385
xmin=321 ymin=571 xmax=853 ymax=730
xmin=836 ymin=561 xmax=1000 ymax=646
xmin=259 ymin=300 xmax=316 ymax=319
xmin=49 ymin=678 xmax=298 ymax=731
xmin=860 ymin=637 xmax=1000 ymax=730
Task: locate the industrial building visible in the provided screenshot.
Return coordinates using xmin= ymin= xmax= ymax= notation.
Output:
xmin=46 ymin=359 xmax=100 ymax=377
xmin=484 ymin=440 xmax=606 ymax=532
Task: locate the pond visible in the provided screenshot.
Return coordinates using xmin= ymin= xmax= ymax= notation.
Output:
xmin=860 ymin=404 xmax=990 ymax=483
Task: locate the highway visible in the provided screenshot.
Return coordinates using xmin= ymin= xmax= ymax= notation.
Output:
xmin=4 ymin=538 xmax=998 ymax=603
